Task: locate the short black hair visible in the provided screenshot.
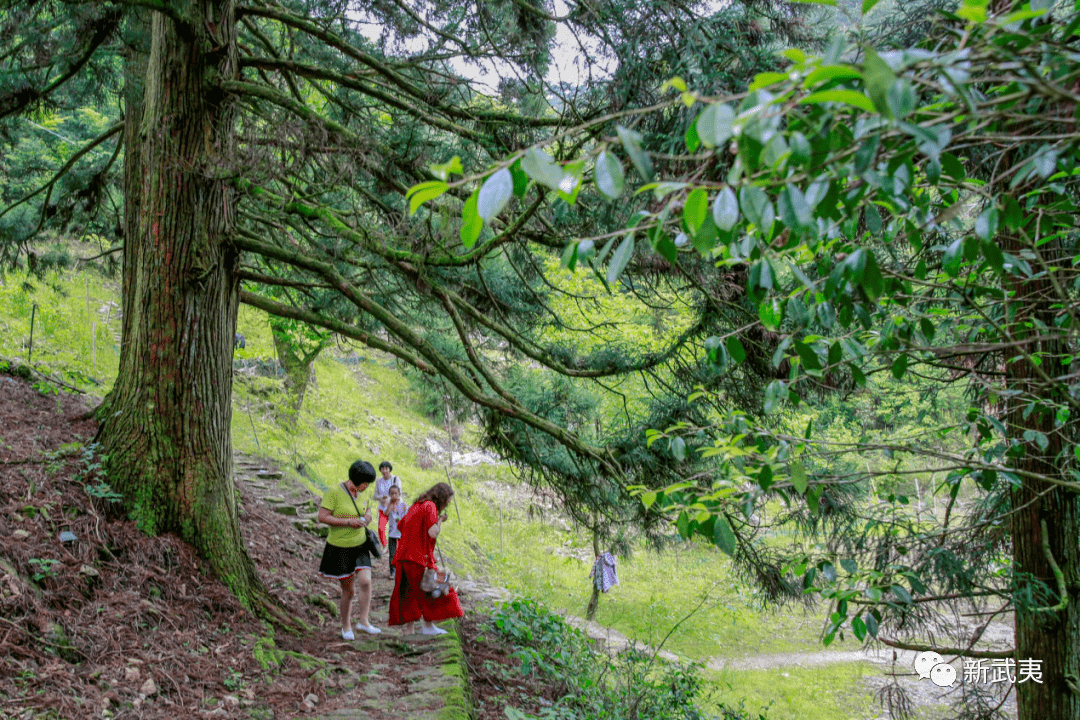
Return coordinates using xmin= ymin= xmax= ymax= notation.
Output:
xmin=348 ymin=460 xmax=376 ymax=487
xmin=379 ymin=461 xmax=392 ymax=471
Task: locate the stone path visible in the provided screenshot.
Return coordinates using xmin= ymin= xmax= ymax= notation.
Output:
xmin=233 ymin=454 xmax=473 ymax=720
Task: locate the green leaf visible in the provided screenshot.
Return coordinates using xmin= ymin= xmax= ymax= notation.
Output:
xmin=560 ymin=240 xmax=579 ymax=271
xmin=887 ymin=79 xmax=916 ymax=119
xmin=617 ymin=125 xmax=655 ymax=181
xmin=891 ymin=353 xmax=909 ymax=380
xmin=460 ymin=190 xmax=483 ymax=248
xmin=595 ymin=151 xmax=625 ymax=200
xmin=759 ymin=298 xmax=783 ymax=331
xmin=862 ymin=0 xmax=881 ymax=13
xmin=943 ymin=237 xmax=964 ymax=277
xmin=800 ymin=90 xmax=876 ymax=113
xmin=975 ymin=206 xmax=999 ymax=241
xmin=712 ymin=188 xmax=740 ymax=232
xmin=795 ymin=341 xmax=821 ymax=370
xmin=670 ymin=436 xmax=687 ymax=462
xmin=739 ymin=185 xmax=774 ymax=235
xmin=726 ymin=336 xmax=746 ymax=363
xmin=696 ymin=103 xmax=735 ymax=149
xmin=863 ymin=48 xmax=897 ymax=117
xmin=407 ymin=181 xmax=449 ymax=216
xmin=790 ymin=461 xmax=808 ymax=494
xmin=1023 ymin=429 xmax=1049 ymax=452
xmin=655 ymin=235 xmax=678 ymax=263
xmin=429 ymin=156 xmax=462 ymax=181
xmin=510 ymin=160 xmax=529 ymax=198
xmin=864 ymin=612 xmax=879 ymax=638
xmin=778 ymin=184 xmax=811 ymax=229
xmin=477 ymin=168 xmax=513 ymax=222
xmin=607 ymin=234 xmax=635 ymax=285
xmin=713 ymin=515 xmax=737 ymax=556
xmin=891 ymin=584 xmax=913 ymax=604
xmin=852 ymin=615 xmax=867 ymax=642
xmin=790 ymin=0 xmax=836 ymax=6
xmin=640 ymin=491 xmax=658 ymax=509
xmin=685 ymin=117 xmax=701 ymax=153
xmin=684 ymin=188 xmax=709 ymax=235
xmin=522 ymin=147 xmax=564 ymax=190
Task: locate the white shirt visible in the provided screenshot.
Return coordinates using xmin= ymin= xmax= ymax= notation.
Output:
xmin=374 ymin=474 xmax=402 ymax=512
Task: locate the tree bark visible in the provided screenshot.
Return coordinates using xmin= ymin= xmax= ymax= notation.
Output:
xmin=1004 ymin=235 xmax=1080 ymax=719
xmin=101 ymin=1 xmax=278 ymax=615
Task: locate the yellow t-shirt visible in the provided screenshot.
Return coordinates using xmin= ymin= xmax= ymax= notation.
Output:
xmin=321 ymin=484 xmax=367 ymax=547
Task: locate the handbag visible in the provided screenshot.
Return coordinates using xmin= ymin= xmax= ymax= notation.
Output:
xmin=342 ymin=484 xmax=382 ymax=559
xmin=420 ymin=548 xmax=452 ymax=598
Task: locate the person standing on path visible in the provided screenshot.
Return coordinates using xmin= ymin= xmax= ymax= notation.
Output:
xmin=374 ymin=461 xmax=402 ymax=549
xmin=385 ymin=484 xmax=408 ymax=580
xmin=388 ymin=482 xmax=463 ymax=635
xmin=318 ymin=460 xmax=383 ymax=639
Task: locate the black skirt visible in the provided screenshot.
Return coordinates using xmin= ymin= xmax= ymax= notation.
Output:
xmin=318 ymin=542 xmax=372 ymax=579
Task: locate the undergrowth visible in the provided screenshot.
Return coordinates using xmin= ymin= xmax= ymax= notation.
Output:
xmin=489 ymin=598 xmax=769 ymax=720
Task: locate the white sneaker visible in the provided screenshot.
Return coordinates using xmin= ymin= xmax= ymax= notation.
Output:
xmin=420 ymin=624 xmax=448 ymax=635
xmin=341 ymin=628 xmax=355 ymax=640
xmin=356 ymin=623 xmax=382 ymax=635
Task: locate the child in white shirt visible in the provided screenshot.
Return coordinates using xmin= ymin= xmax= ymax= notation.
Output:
xmin=385 ymin=484 xmax=409 ymax=579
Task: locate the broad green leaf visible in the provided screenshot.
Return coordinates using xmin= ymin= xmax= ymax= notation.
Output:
xmin=864 ymin=612 xmax=879 ymax=637
xmin=560 ymin=240 xmax=579 ymax=271
xmin=429 ymin=156 xmax=462 ymax=181
xmin=975 ymin=206 xmax=999 ymax=241
xmin=696 ymin=102 xmax=735 ymax=149
xmin=740 ymin=185 xmax=775 ymax=235
xmin=460 ymin=190 xmax=482 ymax=248
xmin=1022 ymin=429 xmax=1049 ymax=452
xmin=852 ymin=615 xmax=867 ymax=642
xmin=607 ymin=234 xmax=635 ymax=285
xmin=477 ymin=168 xmax=513 ymax=222
xmin=713 ymin=515 xmax=737 ymax=556
xmin=864 ymin=48 xmax=897 ymax=116
xmin=726 ymin=336 xmax=746 ymax=363
xmin=655 ymin=235 xmax=678 ymax=263
xmin=407 ymin=181 xmax=449 ymax=215
xmin=804 ymin=65 xmax=863 ymax=88
xmin=862 ymin=0 xmax=881 ymax=13
xmin=887 ymin=79 xmax=916 ymax=119
xmin=790 ymin=461 xmax=808 ymax=494
xmin=670 ymin=436 xmax=687 ymax=461
xmin=522 ymin=147 xmax=565 ymax=190
xmin=800 ymin=90 xmax=876 ymax=113
xmin=617 ymin=125 xmax=655 ymax=181
xmin=891 ymin=584 xmax=913 ymax=604
xmin=943 ymin=237 xmax=964 ymax=277
xmin=891 ymin=353 xmax=909 ymax=380
xmin=778 ymin=184 xmax=811 ymax=229
xmin=712 ymin=187 xmax=740 ymax=232
xmin=956 ymin=0 xmax=988 ymax=22
xmin=684 ymin=188 xmax=709 ymax=235
xmin=759 ymin=298 xmax=783 ymax=331
xmin=595 ymin=151 xmax=625 ymax=200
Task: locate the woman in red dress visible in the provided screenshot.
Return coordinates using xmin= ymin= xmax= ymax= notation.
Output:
xmin=389 ymin=482 xmax=463 ymax=635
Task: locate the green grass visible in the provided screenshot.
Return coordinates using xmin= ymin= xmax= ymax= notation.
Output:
xmin=704 ymin=663 xmax=881 ymax=720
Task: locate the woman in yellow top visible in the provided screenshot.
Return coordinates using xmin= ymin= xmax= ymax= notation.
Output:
xmin=318 ymin=460 xmax=382 ymax=639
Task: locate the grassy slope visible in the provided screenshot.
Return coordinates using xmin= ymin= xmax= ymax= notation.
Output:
xmin=4 ymin=269 xmax=879 ymax=720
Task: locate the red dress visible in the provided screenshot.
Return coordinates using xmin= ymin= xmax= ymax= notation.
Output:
xmin=389 ymin=501 xmax=463 ymax=625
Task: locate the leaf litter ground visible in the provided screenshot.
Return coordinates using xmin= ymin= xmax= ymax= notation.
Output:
xmin=0 ymin=370 xmax=524 ymax=719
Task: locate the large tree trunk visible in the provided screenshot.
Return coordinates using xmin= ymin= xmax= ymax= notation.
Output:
xmin=1005 ymin=236 xmax=1080 ymax=719
xmin=101 ymin=1 xmax=276 ymax=614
